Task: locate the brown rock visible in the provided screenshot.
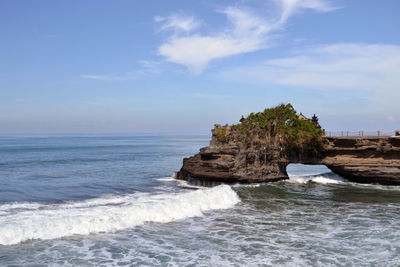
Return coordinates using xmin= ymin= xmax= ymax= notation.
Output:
xmin=176 ymin=127 xmax=400 ymax=185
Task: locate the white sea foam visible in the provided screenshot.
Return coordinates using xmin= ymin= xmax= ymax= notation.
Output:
xmin=232 ymin=183 xmax=261 ymax=188
xmin=288 ymin=173 xmax=348 ymax=184
xmin=156 ymin=174 xmax=207 ymax=189
xmin=0 ymin=185 xmax=240 ymax=246
xmin=288 ymin=172 xmax=400 ymax=190
xmin=175 ymin=179 xmax=206 ymax=189
xmin=155 ymin=176 xmax=175 ymax=181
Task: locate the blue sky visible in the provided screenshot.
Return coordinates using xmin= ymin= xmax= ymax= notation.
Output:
xmin=1 ymin=0 xmax=399 ymax=134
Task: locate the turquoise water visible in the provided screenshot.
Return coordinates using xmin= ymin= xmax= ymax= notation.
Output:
xmin=0 ymin=135 xmax=399 ymax=266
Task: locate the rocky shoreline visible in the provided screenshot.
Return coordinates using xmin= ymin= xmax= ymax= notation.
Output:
xmin=177 ymin=125 xmax=400 ymax=185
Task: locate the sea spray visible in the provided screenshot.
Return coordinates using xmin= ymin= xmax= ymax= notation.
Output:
xmin=0 ymin=185 xmax=240 ymax=246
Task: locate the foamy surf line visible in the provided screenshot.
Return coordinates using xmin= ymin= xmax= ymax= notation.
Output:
xmin=288 ymin=173 xmax=400 ymax=192
xmin=155 ymin=176 xmax=175 ymax=181
xmin=287 ymin=172 xmax=348 ymax=185
xmin=0 ymin=185 xmax=240 ymax=246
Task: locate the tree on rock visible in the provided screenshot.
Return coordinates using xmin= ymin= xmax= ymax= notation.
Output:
xmin=311 ymin=114 xmax=321 ymax=129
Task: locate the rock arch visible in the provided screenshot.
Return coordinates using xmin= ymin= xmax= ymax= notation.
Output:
xmin=177 ymin=128 xmax=400 ymax=185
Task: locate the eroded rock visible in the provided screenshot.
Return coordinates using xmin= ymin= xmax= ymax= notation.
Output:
xmin=177 ymin=127 xmax=400 ymax=185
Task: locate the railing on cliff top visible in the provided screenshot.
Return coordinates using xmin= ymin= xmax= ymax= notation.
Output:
xmin=324 ymin=130 xmax=397 ymax=137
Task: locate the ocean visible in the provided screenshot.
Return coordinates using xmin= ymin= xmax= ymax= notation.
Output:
xmin=0 ymin=135 xmax=399 ymax=266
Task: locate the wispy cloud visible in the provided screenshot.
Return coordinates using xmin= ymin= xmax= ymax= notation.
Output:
xmin=155 ymin=13 xmax=200 ymax=33
xmin=277 ymin=0 xmax=339 ymax=24
xmin=136 ymin=60 xmax=163 ymax=74
xmin=81 ymin=60 xmax=163 ymax=81
xmin=156 ymin=0 xmax=337 ymax=74
xmin=221 ymin=43 xmax=400 ymax=89
xmin=80 ymin=74 xmax=134 ymax=81
xmin=219 ymin=43 xmax=400 ymax=108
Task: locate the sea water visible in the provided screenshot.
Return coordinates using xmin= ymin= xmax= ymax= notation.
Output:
xmin=0 ymin=135 xmax=399 ymax=266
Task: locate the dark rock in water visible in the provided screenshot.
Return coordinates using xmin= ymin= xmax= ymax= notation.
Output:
xmin=177 ymin=126 xmax=400 ymax=186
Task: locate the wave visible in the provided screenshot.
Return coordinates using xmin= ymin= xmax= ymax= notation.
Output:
xmin=287 ymin=172 xmax=348 ymax=185
xmin=0 ymin=185 xmax=240 ymax=246
xmin=155 ymin=176 xmax=175 ymax=182
xmin=287 ymin=172 xmax=400 ymax=190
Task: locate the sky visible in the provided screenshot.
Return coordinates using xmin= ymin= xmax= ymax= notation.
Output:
xmin=1 ymin=0 xmax=399 ymax=134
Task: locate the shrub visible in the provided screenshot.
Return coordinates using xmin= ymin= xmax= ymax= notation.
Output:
xmin=232 ymin=104 xmax=324 ymax=155
xmin=215 ymin=126 xmax=229 ymax=143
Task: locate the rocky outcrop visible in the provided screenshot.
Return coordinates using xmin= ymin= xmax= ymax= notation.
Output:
xmin=177 ymin=124 xmax=297 ymax=184
xmin=321 ymin=137 xmax=400 ymax=185
xmin=177 ymin=125 xmax=400 ymax=185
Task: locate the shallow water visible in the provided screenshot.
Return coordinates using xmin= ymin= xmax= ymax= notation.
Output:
xmin=0 ymin=135 xmax=399 ymax=266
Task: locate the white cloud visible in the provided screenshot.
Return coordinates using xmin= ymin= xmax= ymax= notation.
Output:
xmin=156 ymin=0 xmax=337 ymax=74
xmin=157 ymin=8 xmax=271 ymax=74
xmin=277 ymin=0 xmax=338 ymax=24
xmin=155 ymin=13 xmax=200 ymax=33
xmin=159 ymin=35 xmax=264 ymax=74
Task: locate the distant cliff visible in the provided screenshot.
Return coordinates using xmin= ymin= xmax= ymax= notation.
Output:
xmin=176 ymin=105 xmax=400 ymax=185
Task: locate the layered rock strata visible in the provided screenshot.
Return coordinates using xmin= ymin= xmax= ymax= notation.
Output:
xmin=321 ymin=137 xmax=400 ymax=185
xmin=176 ymin=125 xmax=400 ymax=185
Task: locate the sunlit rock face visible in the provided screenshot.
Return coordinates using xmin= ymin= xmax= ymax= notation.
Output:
xmin=321 ymin=137 xmax=400 ymax=185
xmin=177 ymin=125 xmax=400 ymax=185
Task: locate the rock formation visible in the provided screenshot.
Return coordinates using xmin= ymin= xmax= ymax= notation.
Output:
xmin=176 ymin=105 xmax=400 ymax=185
xmin=176 ymin=125 xmax=289 ymax=184
xmin=321 ymin=137 xmax=400 ymax=185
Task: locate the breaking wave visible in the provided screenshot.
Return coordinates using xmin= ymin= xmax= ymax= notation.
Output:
xmin=0 ymin=185 xmax=240 ymax=246
xmin=287 ymin=172 xmax=348 ymax=184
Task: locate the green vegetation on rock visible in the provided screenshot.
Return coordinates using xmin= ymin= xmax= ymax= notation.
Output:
xmin=219 ymin=104 xmax=324 ymax=155
xmin=215 ymin=126 xmax=229 ymax=143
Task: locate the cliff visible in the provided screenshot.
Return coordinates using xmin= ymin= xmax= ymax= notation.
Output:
xmin=176 ymin=125 xmax=289 ymax=183
xmin=321 ymin=137 xmax=400 ymax=185
xmin=176 ymin=106 xmax=400 ymax=185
